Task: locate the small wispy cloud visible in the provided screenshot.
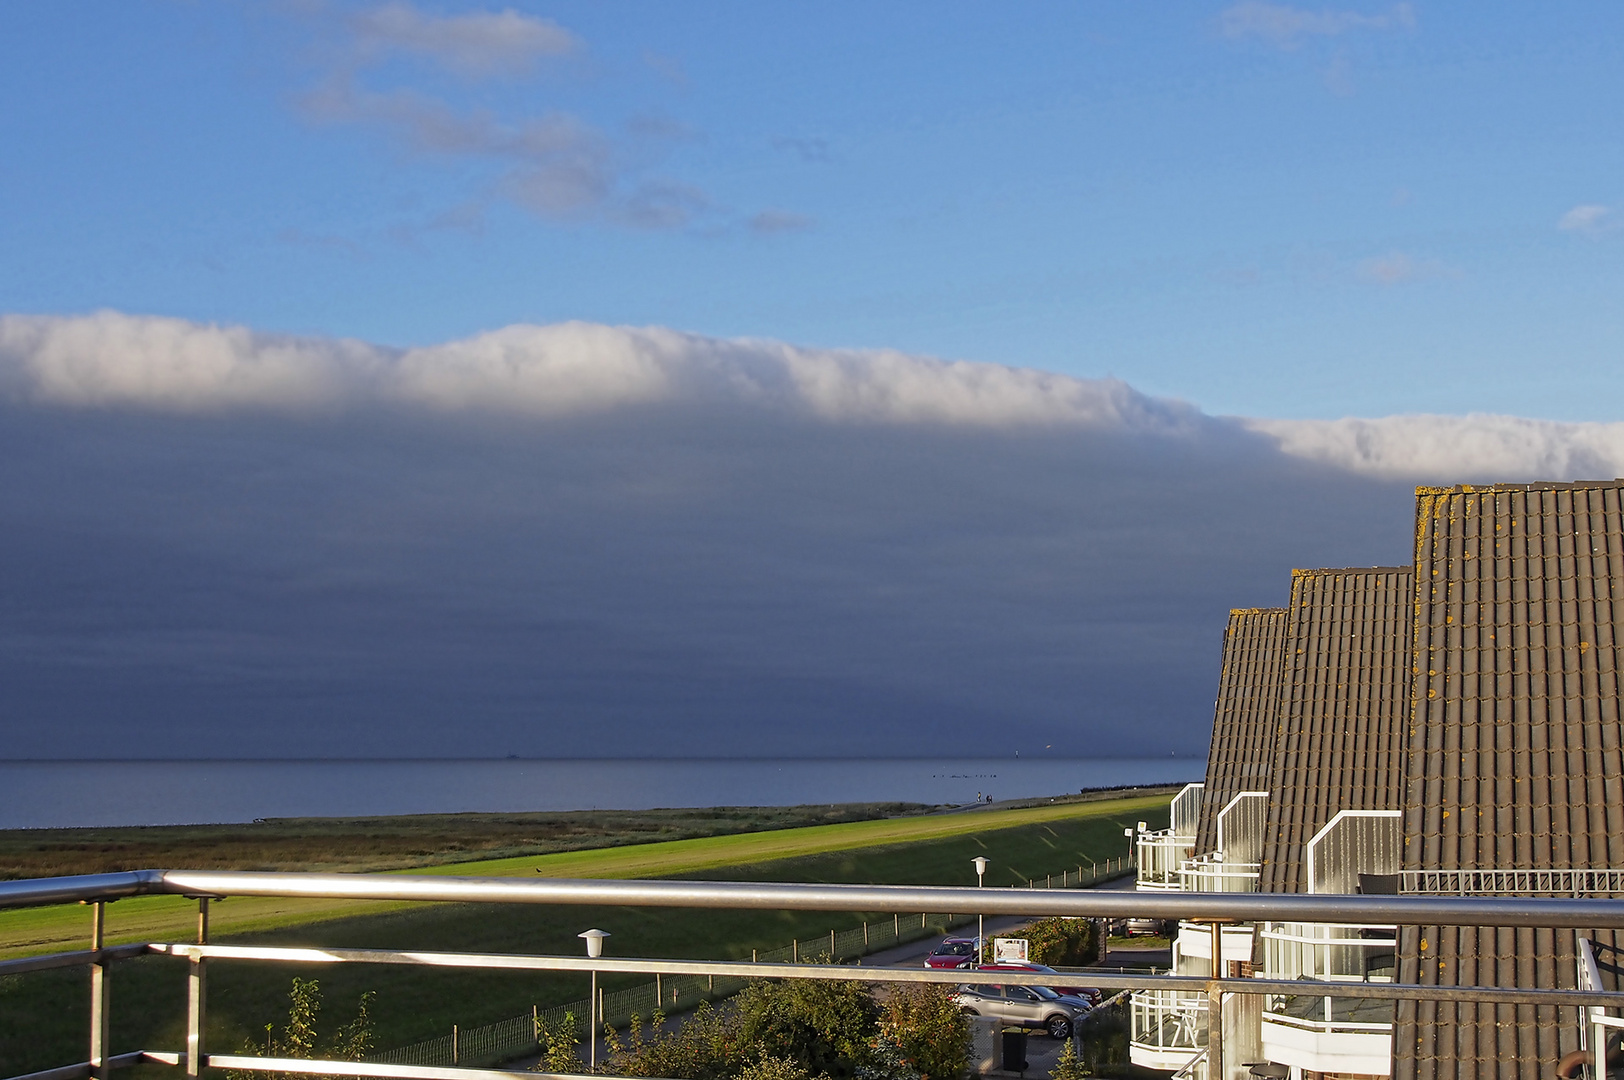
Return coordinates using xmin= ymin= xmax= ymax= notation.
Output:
xmin=748 ymin=210 xmax=814 ymax=235
xmin=289 ymin=3 xmax=803 ymax=235
xmin=1356 ymin=250 xmax=1452 ymax=286
xmin=1220 ymin=1 xmax=1416 ymax=49
xmin=1558 ymin=204 xmax=1615 ymax=236
xmin=348 ymin=3 xmax=578 ymax=78
xmin=772 ymin=136 xmax=832 ymax=164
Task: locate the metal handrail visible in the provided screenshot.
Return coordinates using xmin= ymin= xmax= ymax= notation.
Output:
xmin=10 ymin=868 xmax=1624 ymax=926
xmin=13 ymin=871 xmax=1624 ymax=1080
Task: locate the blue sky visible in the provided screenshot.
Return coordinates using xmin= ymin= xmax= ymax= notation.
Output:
xmin=3 ymin=2 xmax=1620 ymax=420
xmin=3 ymin=4 xmax=1624 ymax=769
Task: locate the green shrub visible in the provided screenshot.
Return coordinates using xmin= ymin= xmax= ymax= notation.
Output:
xmin=987 ymin=918 xmax=1096 ymax=967
xmin=874 ymin=984 xmax=968 ymax=1080
xmin=613 ymin=1002 xmax=745 ymax=1080
xmin=733 ymin=972 xmax=880 ymax=1080
xmin=737 ymin=1057 xmax=816 ymax=1080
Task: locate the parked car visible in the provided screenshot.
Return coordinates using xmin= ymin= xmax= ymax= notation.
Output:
xmin=982 ymin=961 xmax=1102 ymax=1005
xmin=952 ymin=982 xmax=1091 ymax=1039
xmin=1108 ymin=917 xmax=1167 ymax=938
xmin=923 ymin=936 xmax=980 ymax=969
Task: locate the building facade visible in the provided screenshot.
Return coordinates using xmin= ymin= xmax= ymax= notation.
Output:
xmin=1131 ymin=480 xmax=1624 ymax=1080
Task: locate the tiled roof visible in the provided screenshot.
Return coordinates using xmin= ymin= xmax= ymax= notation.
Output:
xmin=1392 ymin=481 xmax=1624 ymax=1080
xmin=1193 ymin=607 xmax=1289 ymax=856
xmin=1257 ymin=566 xmax=1412 ymax=893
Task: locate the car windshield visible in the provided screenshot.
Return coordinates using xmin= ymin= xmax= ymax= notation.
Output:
xmin=1031 ymin=986 xmax=1061 ymax=1000
xmin=936 ymin=942 xmax=974 ymax=956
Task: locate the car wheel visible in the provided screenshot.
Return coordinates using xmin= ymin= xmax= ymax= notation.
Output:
xmin=1046 ymin=1015 xmax=1071 ymax=1039
xmin=961 ymin=1007 xmax=981 ymax=1017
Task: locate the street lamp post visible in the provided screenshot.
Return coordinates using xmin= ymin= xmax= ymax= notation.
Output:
xmin=579 ymin=929 xmax=610 ymax=1071
xmin=972 ymin=856 xmax=988 ymax=964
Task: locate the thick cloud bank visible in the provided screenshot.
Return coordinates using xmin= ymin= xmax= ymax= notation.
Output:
xmin=5 ymin=311 xmax=1620 ymax=482
xmin=0 ymin=311 xmax=1204 ymax=433
xmin=0 ymin=311 xmax=1616 ymax=763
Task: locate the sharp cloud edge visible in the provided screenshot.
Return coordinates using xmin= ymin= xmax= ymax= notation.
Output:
xmin=3 ymin=311 xmax=1621 ymax=482
xmin=1246 ymin=415 xmax=1624 ymax=481
xmin=0 ymin=310 xmax=1206 ymax=433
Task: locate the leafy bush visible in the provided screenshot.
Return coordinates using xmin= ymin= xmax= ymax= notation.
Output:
xmin=987 ymin=918 xmax=1096 ymax=967
xmin=612 ymin=1003 xmax=746 ymax=1080
xmin=873 ymin=985 xmax=968 ymax=1080
xmin=733 ymin=972 xmax=880 ymax=1080
xmin=737 ymin=1057 xmax=816 ymax=1080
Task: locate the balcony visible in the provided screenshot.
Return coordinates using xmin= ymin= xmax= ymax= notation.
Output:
xmin=1178 ymin=850 xmax=1261 ymax=893
xmin=1137 ymin=828 xmax=1197 ymax=891
xmin=1259 ymin=996 xmax=1396 ymax=1077
xmin=1130 ymin=988 xmax=1207 ymax=1072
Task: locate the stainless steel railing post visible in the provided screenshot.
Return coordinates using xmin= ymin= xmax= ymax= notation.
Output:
xmin=88 ymin=902 xmax=112 ymax=1080
xmin=1207 ymin=920 xmax=1223 ymax=1080
xmin=186 ymin=898 xmax=209 ymax=1077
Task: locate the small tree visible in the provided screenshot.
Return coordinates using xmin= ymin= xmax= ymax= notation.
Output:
xmin=533 ymin=1010 xmax=585 ymax=1074
xmin=1050 ymin=1037 xmax=1090 ymax=1080
xmin=228 ymin=980 xmax=376 ymax=1080
xmin=874 ymin=984 xmax=968 ymax=1080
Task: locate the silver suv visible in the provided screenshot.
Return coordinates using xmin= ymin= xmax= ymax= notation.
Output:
xmin=952 ymin=982 xmax=1092 ymax=1039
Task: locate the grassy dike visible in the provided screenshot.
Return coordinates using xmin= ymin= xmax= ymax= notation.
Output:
xmin=0 ymin=792 xmax=1172 ymax=1076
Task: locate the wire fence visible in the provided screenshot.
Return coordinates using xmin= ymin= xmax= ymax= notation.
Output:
xmin=372 ymin=855 xmax=1135 ymax=1069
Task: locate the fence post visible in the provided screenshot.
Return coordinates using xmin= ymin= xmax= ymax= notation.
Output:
xmin=831 ymin=929 xmax=837 ymax=958
xmin=452 ymin=1024 xmax=458 ymax=1066
xmin=753 ymin=949 xmax=757 ymax=963
xmin=864 ymin=921 xmax=869 ymax=948
xmin=895 ymin=914 xmax=900 ymax=938
xmin=793 ymin=939 xmax=798 ymax=963
xmin=655 ymin=974 xmax=661 ymax=1007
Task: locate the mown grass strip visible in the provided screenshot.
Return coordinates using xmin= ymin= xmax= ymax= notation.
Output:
xmin=0 ymin=794 xmax=1171 ymax=959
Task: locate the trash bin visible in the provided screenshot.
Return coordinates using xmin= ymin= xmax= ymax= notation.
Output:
xmin=1000 ymin=1029 xmax=1028 ymax=1072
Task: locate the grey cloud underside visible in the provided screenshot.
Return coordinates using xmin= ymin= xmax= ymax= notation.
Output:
xmin=0 ymin=406 xmax=1415 ymax=759
xmin=0 ymin=313 xmax=1615 ymax=760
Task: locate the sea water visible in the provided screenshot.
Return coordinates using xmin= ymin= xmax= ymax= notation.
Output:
xmin=0 ymin=757 xmax=1200 ymax=829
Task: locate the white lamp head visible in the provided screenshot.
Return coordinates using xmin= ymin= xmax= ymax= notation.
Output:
xmin=1124 ymin=827 xmax=1134 ymax=838
xmin=1137 ymin=821 xmax=1148 ymax=832
xmin=972 ymin=856 xmax=989 ymax=877
xmin=579 ymin=928 xmax=610 ymax=958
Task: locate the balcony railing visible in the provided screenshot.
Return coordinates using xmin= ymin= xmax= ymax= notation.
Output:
xmin=1137 ymin=829 xmax=1196 ymax=890
xmin=1130 ymin=988 xmax=1207 ymax=1052
xmin=8 ymin=871 xmax=1624 ymax=1080
xmin=1178 ymin=851 xmax=1261 ymax=893
xmin=1402 ymin=868 xmax=1624 ymax=897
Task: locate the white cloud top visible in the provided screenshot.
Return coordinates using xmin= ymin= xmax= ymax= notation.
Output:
xmin=1246 ymin=414 xmax=1624 ymax=481
xmin=3 ymin=311 xmax=1619 ymax=482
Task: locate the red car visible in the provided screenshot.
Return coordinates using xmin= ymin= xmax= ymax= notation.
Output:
xmin=923 ymin=937 xmax=980 ymax=969
xmin=983 ymin=961 xmax=1102 ymax=1005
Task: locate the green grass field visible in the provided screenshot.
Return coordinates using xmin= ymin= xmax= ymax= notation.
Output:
xmin=0 ymin=794 xmax=1170 ymax=960
xmin=0 ymin=804 xmax=930 ymax=881
xmin=0 ymin=793 xmax=1172 ymax=1076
